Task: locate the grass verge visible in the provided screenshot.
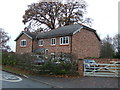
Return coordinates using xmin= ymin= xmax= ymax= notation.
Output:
xmin=2 ymin=65 xmax=35 ymax=76
xmin=2 ymin=65 xmax=81 ymax=78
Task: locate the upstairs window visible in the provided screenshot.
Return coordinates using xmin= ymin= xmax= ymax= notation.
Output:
xmin=51 ymin=38 xmax=56 ymax=45
xmin=60 ymin=36 xmax=69 ymax=45
xmin=20 ymin=39 xmax=27 ymax=47
xmin=39 ymin=40 xmax=43 ymax=46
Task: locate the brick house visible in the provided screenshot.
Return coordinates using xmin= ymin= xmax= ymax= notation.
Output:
xmin=15 ymin=24 xmax=101 ymax=59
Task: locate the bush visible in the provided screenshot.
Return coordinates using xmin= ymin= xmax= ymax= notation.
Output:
xmin=2 ymin=52 xmax=17 ymax=66
xmin=2 ymin=53 xmax=34 ymax=71
xmin=2 ymin=52 xmax=79 ymax=76
xmin=42 ymin=62 xmax=68 ymax=75
xmin=113 ymin=52 xmax=120 ymax=59
xmin=36 ymin=60 xmax=78 ymax=75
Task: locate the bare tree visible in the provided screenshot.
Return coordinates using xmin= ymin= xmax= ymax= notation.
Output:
xmin=113 ymin=34 xmax=120 ymax=58
xmin=0 ymin=28 xmax=11 ymax=52
xmin=113 ymin=34 xmax=120 ymax=52
xmin=23 ymin=1 xmax=92 ymax=32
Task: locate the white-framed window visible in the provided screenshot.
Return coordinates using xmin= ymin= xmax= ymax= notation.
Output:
xmin=39 ymin=40 xmax=43 ymax=46
xmin=51 ymin=38 xmax=56 ymax=45
xmin=20 ymin=39 xmax=27 ymax=47
xmin=60 ymin=36 xmax=69 ymax=45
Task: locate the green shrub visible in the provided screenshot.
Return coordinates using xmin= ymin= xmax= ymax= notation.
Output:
xmin=36 ymin=61 xmax=75 ymax=75
xmin=2 ymin=52 xmax=79 ymax=76
xmin=2 ymin=52 xmax=17 ymax=66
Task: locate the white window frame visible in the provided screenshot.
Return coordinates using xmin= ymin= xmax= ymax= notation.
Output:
xmin=51 ymin=38 xmax=56 ymax=45
xmin=20 ymin=39 xmax=27 ymax=47
xmin=39 ymin=39 xmax=43 ymax=46
xmin=60 ymin=36 xmax=69 ymax=45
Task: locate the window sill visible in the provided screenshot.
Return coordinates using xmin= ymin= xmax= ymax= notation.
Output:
xmin=51 ymin=45 xmax=56 ymax=47
xmin=20 ymin=46 xmax=26 ymax=48
xmin=59 ymin=44 xmax=69 ymax=46
xmin=39 ymin=46 xmax=44 ymax=48
xmin=39 ymin=45 xmax=43 ymax=46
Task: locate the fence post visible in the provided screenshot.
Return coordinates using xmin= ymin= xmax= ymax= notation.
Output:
xmin=94 ymin=64 xmax=95 ymax=75
xmin=78 ymin=59 xmax=84 ymax=76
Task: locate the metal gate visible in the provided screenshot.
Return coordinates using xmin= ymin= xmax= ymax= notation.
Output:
xmin=84 ymin=61 xmax=120 ymax=77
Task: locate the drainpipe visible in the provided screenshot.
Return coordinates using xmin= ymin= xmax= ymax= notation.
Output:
xmin=32 ymin=39 xmax=33 ymax=52
xmin=70 ymin=35 xmax=73 ymax=64
xmin=70 ymin=35 xmax=72 ymax=54
xmin=70 ymin=35 xmax=74 ymax=72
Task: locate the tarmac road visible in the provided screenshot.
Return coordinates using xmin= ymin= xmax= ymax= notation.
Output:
xmin=1 ymin=70 xmax=53 ymax=88
xmin=1 ymin=70 xmax=119 ymax=88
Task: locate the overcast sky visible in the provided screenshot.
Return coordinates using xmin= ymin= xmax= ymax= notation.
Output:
xmin=0 ymin=0 xmax=119 ymax=52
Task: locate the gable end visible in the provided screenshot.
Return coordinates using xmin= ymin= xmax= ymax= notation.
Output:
xmin=14 ymin=31 xmax=33 ymax=41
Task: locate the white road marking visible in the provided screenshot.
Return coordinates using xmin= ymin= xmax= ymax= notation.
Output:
xmin=0 ymin=74 xmax=22 ymax=82
xmin=22 ymin=74 xmax=28 ymax=78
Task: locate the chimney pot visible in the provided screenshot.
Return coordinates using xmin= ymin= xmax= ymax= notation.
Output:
xmin=24 ymin=27 xmax=29 ymax=31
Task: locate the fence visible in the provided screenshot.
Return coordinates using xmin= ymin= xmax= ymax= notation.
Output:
xmin=78 ymin=59 xmax=120 ymax=77
xmin=84 ymin=61 xmax=120 ymax=77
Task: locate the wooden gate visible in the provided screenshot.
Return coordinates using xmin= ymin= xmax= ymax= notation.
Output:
xmin=84 ymin=61 xmax=120 ymax=77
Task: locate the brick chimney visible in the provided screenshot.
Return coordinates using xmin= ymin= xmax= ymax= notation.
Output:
xmin=24 ymin=27 xmax=29 ymax=31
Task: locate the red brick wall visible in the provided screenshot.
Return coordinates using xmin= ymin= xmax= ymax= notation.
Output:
xmin=93 ymin=58 xmax=120 ymax=64
xmin=33 ymin=40 xmax=38 ymax=51
xmin=36 ymin=37 xmax=71 ymax=54
xmin=72 ymin=29 xmax=101 ymax=59
xmin=78 ymin=60 xmax=84 ymax=76
xmin=16 ymin=34 xmax=33 ymax=54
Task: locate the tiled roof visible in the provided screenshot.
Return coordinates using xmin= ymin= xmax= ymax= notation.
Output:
xmin=37 ymin=24 xmax=83 ymax=39
xmin=24 ymin=31 xmax=36 ymax=39
xmin=36 ymin=24 xmax=101 ymax=41
xmin=14 ymin=31 xmax=37 ymax=41
xmin=15 ymin=24 xmax=101 ymax=41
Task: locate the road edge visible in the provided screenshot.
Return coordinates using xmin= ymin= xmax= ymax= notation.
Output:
xmin=2 ymin=70 xmax=62 ymax=88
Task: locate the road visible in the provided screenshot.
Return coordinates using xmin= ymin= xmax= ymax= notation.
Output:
xmin=1 ymin=70 xmax=53 ymax=88
xmin=1 ymin=70 xmax=119 ymax=88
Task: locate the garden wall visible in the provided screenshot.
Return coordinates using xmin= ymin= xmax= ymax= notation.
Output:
xmin=92 ymin=58 xmax=119 ymax=64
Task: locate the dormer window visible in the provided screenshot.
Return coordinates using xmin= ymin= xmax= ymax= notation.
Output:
xmin=20 ymin=39 xmax=27 ymax=47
